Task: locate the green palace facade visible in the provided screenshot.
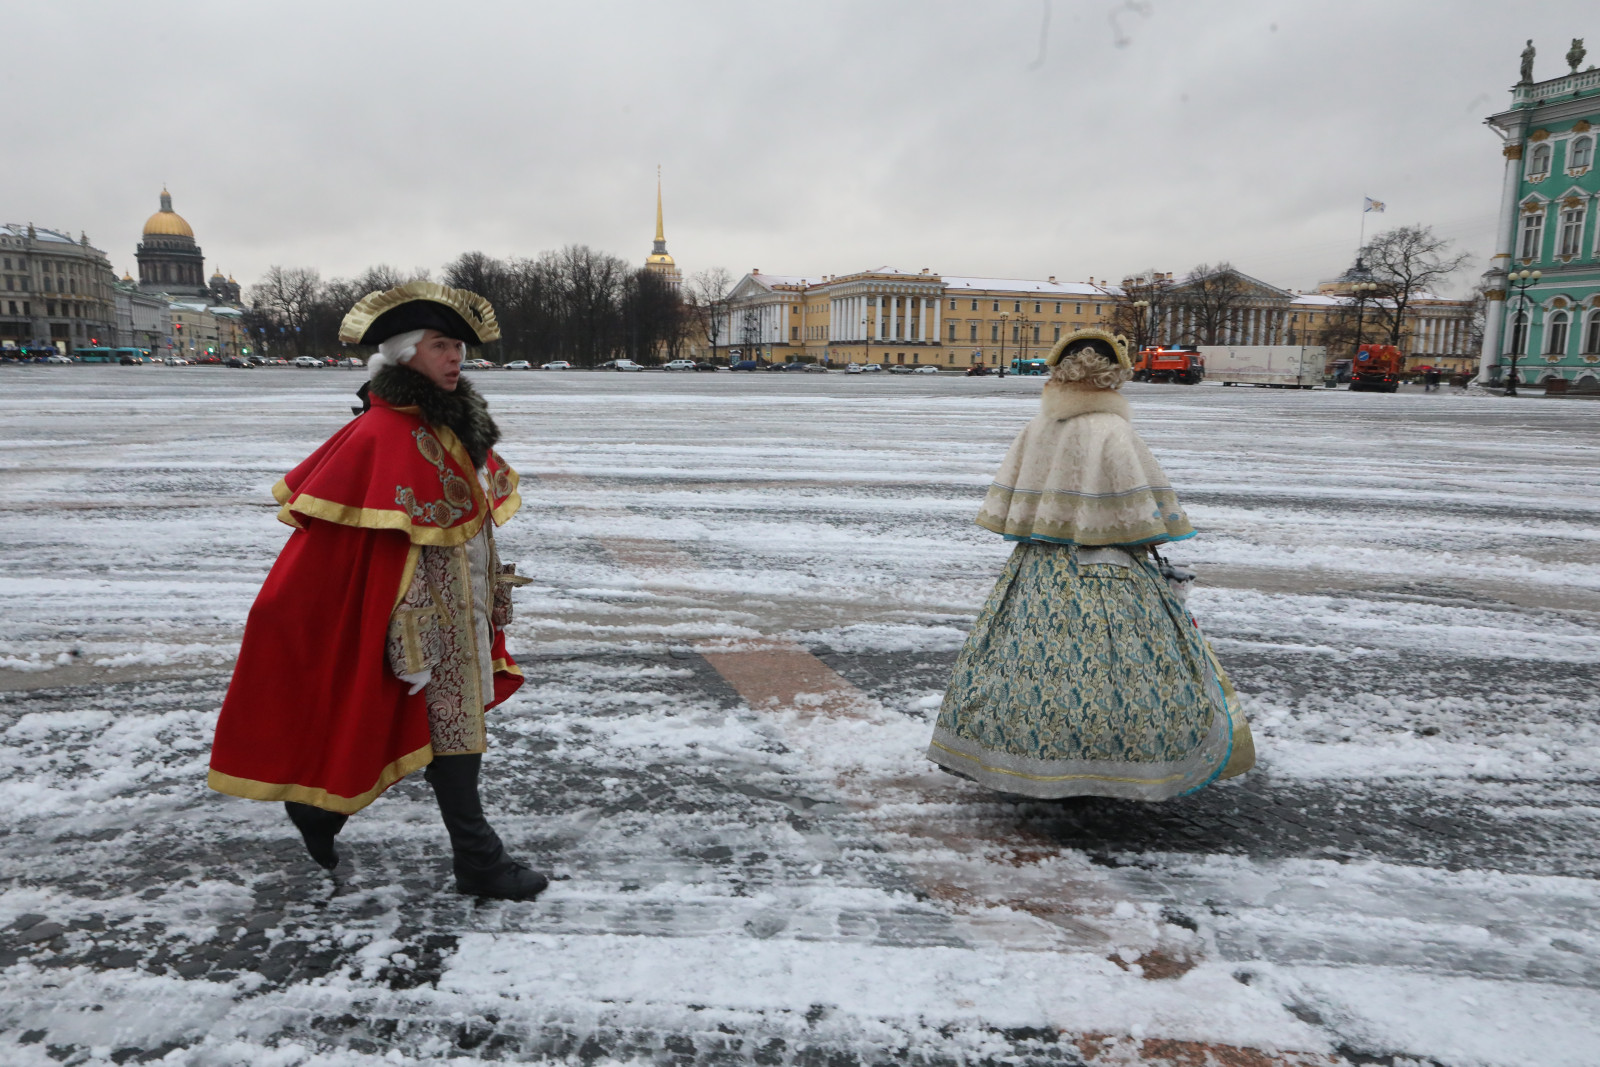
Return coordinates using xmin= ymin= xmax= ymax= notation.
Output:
xmin=1480 ymin=41 xmax=1600 ymax=386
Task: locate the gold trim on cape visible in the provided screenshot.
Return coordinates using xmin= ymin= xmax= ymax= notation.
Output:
xmin=206 ymin=743 xmax=434 ymax=814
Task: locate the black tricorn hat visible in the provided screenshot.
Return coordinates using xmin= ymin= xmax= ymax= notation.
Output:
xmin=338 ymin=281 xmax=500 ymax=347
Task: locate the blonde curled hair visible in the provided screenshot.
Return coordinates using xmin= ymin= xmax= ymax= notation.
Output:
xmin=1049 ymin=343 xmax=1133 ymax=390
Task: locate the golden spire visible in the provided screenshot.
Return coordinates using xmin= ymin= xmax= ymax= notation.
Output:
xmin=654 ymin=165 xmax=666 ymax=245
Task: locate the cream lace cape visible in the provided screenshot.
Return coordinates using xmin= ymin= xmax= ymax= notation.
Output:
xmin=975 ymin=385 xmax=1195 ymax=546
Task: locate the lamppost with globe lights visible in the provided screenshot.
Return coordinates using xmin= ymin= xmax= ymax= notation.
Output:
xmin=1504 ymin=268 xmax=1541 ymax=397
xmin=1131 ymin=298 xmax=1151 ymax=361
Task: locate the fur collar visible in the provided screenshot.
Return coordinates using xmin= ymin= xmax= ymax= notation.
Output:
xmin=367 ymin=364 xmax=500 ymax=468
xmin=1038 ymin=383 xmax=1130 ymax=423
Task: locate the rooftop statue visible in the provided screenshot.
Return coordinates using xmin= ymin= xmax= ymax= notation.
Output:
xmin=1519 ymin=39 xmax=1535 ymax=84
xmin=1567 ymin=38 xmax=1586 ymax=75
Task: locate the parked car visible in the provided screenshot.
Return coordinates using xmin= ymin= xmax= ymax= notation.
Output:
xmin=965 ymin=365 xmax=992 ymax=377
xmin=912 ymin=365 xmax=939 ymax=375
xmin=505 ymin=360 xmax=532 ymax=370
xmin=803 ymin=363 xmax=830 ymax=373
xmin=599 ymin=359 xmax=644 ymax=371
xmin=663 ymin=359 xmax=697 ymax=371
xmin=729 ymin=360 xmax=760 ymax=371
xmin=844 ymin=363 xmax=863 ymax=375
xmin=857 ymin=363 xmax=883 ymax=373
xmin=887 ymin=364 xmax=913 ymax=374
xmin=542 ymin=360 xmax=572 ymax=370
xmin=692 ymin=362 xmax=722 ymax=372
xmin=294 ymin=356 xmax=323 ymax=368
xmin=336 ymin=356 xmax=364 ymax=368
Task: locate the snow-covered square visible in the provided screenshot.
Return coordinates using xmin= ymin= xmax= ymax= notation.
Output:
xmin=2 ymin=367 xmax=1597 ymax=1066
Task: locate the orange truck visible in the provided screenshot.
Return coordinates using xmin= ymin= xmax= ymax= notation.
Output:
xmin=1349 ymin=344 xmax=1402 ymax=393
xmin=1133 ymin=347 xmax=1206 ymax=384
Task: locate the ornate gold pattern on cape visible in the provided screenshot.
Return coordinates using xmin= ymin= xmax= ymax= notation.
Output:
xmin=386 ymin=522 xmax=510 ymax=756
xmin=975 ymin=386 xmax=1195 ymax=547
xmin=338 ymin=280 xmax=501 ymax=345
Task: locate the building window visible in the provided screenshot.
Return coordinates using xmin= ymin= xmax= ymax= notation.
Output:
xmin=990 ymin=324 xmax=999 ymax=341
xmin=1033 ymin=302 xmax=1041 ymax=314
xmin=1032 ymin=326 xmax=1040 ymax=342
xmin=1054 ymin=302 xmax=1062 ymax=314
xmin=992 ymin=301 xmax=999 ymax=312
xmin=1011 ymin=325 xmax=1019 ymax=342
xmin=949 ymin=299 xmax=956 ymax=310
xmin=948 ymin=323 xmax=957 ymax=341
xmin=1546 ymin=310 xmax=1570 ymax=355
xmin=1571 ymin=136 xmax=1593 ymax=170
xmin=1559 ymin=205 xmax=1585 ymax=257
xmin=1584 ymin=311 xmax=1600 ymax=354
xmin=42 ymin=276 xmax=52 ymax=292
xmin=1053 ymin=325 xmax=1061 ymax=341
xmin=6 ymin=301 xmax=14 ymax=315
xmin=791 ymin=326 xmax=799 ymax=340
xmin=1519 ymin=211 xmax=1544 ymax=260
xmin=1510 ymin=310 xmax=1529 ymax=354
xmin=970 ymin=299 xmax=977 ymax=311
xmin=969 ymin=323 xmax=977 ymax=340
xmin=1074 ymin=303 xmax=1082 ymax=315
xmin=1529 ymin=143 xmax=1552 ymax=178
xmin=1013 ymin=301 xmax=1021 ymax=312
xmin=1095 ymin=304 xmax=1102 ymax=316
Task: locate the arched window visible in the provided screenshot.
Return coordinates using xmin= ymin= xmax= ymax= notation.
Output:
xmin=1572 ymin=136 xmax=1594 ymax=170
xmin=1531 ymin=143 xmax=1552 ymax=177
xmin=1511 ymin=311 xmax=1529 ymax=354
xmin=1546 ymin=310 xmax=1570 ymax=355
xmin=1586 ymin=311 xmax=1600 ymax=354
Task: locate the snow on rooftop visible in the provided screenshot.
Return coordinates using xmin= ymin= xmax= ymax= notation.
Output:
xmin=2 ymin=223 xmax=76 ymax=243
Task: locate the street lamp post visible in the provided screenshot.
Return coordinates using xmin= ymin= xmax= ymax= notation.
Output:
xmin=999 ymin=311 xmax=1009 ymax=378
xmin=1350 ymin=280 xmax=1378 ymax=361
xmin=1504 ymin=268 xmax=1541 ymax=397
xmin=861 ymin=314 xmax=870 ymax=367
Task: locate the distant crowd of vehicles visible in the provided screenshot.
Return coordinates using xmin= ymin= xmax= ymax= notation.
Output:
xmin=4 ymin=343 xmax=1438 ymax=392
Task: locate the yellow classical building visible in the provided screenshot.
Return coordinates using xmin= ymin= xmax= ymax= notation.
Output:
xmin=717 ymin=267 xmax=1118 ymax=367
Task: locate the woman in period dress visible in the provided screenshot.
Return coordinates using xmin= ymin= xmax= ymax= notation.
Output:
xmin=927 ymin=328 xmax=1254 ymax=800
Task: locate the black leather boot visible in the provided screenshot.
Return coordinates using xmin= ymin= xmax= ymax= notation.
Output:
xmin=285 ymin=801 xmax=349 ymax=870
xmin=425 ymin=754 xmax=548 ymax=900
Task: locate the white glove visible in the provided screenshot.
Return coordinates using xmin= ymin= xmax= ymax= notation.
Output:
xmin=398 ymin=669 xmax=432 ymax=696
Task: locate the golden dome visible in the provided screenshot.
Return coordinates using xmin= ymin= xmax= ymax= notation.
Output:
xmin=121 ymin=271 xmax=134 ymax=283
xmin=143 ymin=188 xmax=194 ymax=238
xmin=647 ymin=252 xmax=676 ymax=266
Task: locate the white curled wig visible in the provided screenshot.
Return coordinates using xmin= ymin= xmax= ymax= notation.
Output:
xmin=365 ymin=329 xmax=427 ymax=378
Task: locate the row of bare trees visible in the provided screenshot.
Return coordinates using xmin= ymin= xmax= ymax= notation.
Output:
xmin=246 ymin=247 xmax=705 ymax=366
xmin=1108 ymin=225 xmax=1474 ymax=355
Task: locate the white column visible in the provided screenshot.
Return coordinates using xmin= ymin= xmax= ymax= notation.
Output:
xmin=933 ymin=294 xmax=942 ymax=345
xmin=1479 ymin=135 xmax=1528 ymax=382
xmin=874 ymin=295 xmax=884 ymax=343
xmin=887 ymin=296 xmax=897 ymax=341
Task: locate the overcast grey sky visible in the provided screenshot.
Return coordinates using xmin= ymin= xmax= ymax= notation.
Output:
xmin=9 ymin=2 xmax=1594 ymax=296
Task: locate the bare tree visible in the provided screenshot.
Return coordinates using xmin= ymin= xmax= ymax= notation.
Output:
xmin=250 ymin=266 xmax=323 ymax=358
xmin=1361 ymin=225 xmax=1471 ymax=346
xmin=686 ymin=267 xmax=734 ymax=361
xmin=1109 ymin=271 xmax=1176 ymax=350
xmin=1172 ymin=263 xmax=1247 ymax=346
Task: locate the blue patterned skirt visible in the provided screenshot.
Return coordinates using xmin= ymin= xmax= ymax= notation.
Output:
xmin=928 ymin=542 xmax=1253 ymax=800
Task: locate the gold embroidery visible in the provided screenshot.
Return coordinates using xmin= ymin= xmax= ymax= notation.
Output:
xmin=396 ymin=428 xmax=473 ymax=528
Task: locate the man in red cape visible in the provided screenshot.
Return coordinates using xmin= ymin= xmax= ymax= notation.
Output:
xmin=209 ymin=281 xmax=547 ymax=900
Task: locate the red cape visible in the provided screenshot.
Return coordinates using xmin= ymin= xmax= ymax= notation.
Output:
xmin=208 ymin=397 xmax=523 ymax=813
